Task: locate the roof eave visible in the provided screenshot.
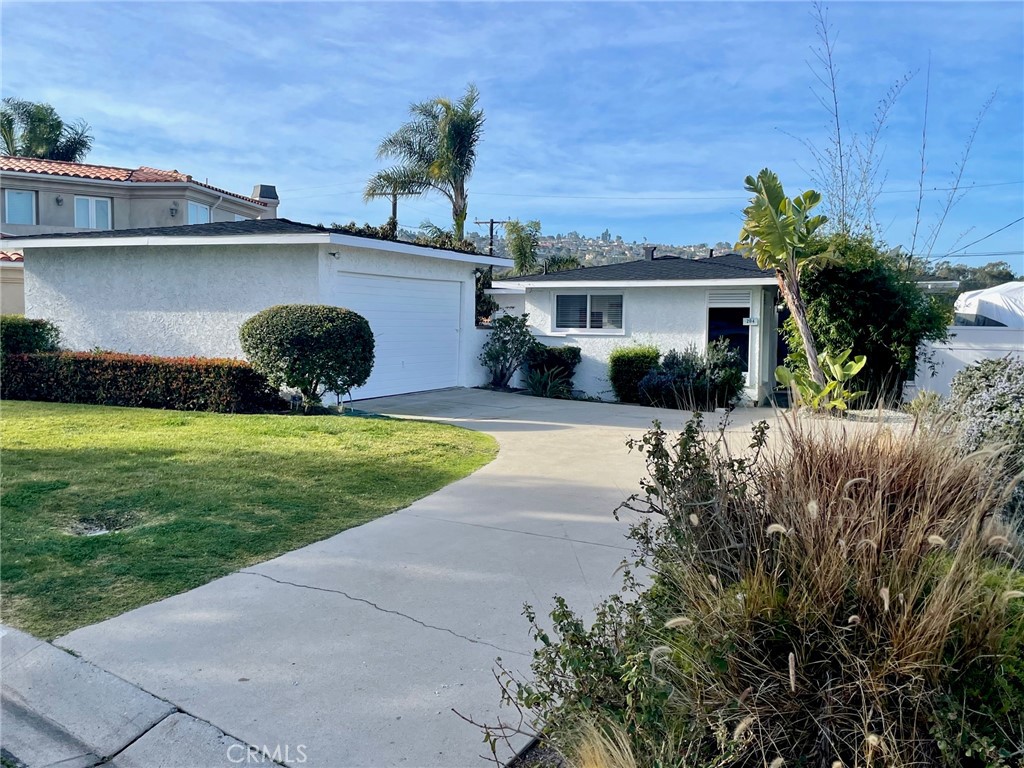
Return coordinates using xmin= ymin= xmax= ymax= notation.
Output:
xmin=4 ymin=231 xmax=513 ymax=266
xmin=496 ymin=277 xmax=777 ymax=288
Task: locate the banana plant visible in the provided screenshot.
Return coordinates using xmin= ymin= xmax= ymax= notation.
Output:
xmin=737 ymin=169 xmax=834 ymax=386
xmin=776 ymin=349 xmax=867 ymax=413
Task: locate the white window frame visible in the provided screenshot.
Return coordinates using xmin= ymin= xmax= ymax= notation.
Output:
xmin=3 ymin=189 xmax=37 ymax=225
xmin=552 ymin=291 xmax=625 ymax=335
xmin=74 ymin=195 xmax=112 ymax=229
xmin=187 ymin=201 xmax=211 ymax=224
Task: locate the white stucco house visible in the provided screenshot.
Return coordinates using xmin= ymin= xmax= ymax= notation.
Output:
xmin=8 ymin=218 xmax=510 ymax=400
xmin=492 ymin=250 xmax=782 ymax=403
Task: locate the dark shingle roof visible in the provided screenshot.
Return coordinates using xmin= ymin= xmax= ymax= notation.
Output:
xmin=6 ymin=218 xmax=509 ymax=260
xmin=500 ymin=252 xmax=773 ymax=282
xmin=7 ymin=218 xmax=324 ymax=241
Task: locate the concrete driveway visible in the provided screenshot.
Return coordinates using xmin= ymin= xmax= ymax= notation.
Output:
xmin=59 ymin=389 xmax=769 ymax=767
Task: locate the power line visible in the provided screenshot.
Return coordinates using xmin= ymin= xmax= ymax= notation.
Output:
xmin=276 ymin=179 xmax=1023 ymax=202
xmin=940 ymin=216 xmax=1024 ymax=258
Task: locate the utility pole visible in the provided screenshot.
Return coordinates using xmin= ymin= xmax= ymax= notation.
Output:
xmin=473 ymin=218 xmax=510 ymax=257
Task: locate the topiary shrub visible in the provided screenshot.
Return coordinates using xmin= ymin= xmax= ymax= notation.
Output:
xmin=239 ymin=304 xmax=374 ymax=409
xmin=479 ymin=313 xmax=535 ymax=388
xmin=0 ymin=352 xmax=284 ymax=413
xmin=638 ymin=340 xmax=745 ymax=411
xmin=1 ymin=316 xmax=61 ymax=356
xmin=608 ymin=345 xmax=660 ymax=403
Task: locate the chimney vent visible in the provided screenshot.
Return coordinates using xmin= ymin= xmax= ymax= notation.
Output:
xmin=708 ymin=248 xmax=714 ymax=258
xmin=643 ymin=245 xmax=657 ymax=261
xmin=253 ymin=184 xmax=279 ymax=220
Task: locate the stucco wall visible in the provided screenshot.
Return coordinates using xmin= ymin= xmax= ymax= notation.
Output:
xmin=25 ymin=243 xmax=320 ymax=357
xmin=524 ymin=285 xmax=771 ymax=401
xmin=317 ymin=244 xmax=489 ymax=388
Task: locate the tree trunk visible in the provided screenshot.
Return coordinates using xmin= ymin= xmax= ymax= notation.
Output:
xmin=777 ymin=271 xmax=826 ymax=386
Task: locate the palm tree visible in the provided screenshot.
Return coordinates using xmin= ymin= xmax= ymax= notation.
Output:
xmin=505 ymin=219 xmax=541 ymax=275
xmin=364 ymin=84 xmax=484 ymax=240
xmin=1 ymin=98 xmax=94 ymax=162
xmin=737 ymin=169 xmax=832 ymax=386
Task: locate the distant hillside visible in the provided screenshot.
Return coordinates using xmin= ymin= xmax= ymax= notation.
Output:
xmin=393 ymin=226 xmax=737 ymax=264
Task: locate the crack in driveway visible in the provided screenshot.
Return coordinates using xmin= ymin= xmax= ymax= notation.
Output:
xmin=239 ymin=571 xmax=530 ymax=657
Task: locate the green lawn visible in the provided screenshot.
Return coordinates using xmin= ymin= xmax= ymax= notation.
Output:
xmin=0 ymin=400 xmax=496 ymax=639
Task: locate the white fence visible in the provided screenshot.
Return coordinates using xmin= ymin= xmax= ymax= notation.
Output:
xmin=911 ymin=327 xmax=1023 ymax=397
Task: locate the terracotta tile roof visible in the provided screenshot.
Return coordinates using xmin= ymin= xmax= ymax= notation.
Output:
xmin=0 ymin=251 xmax=24 ymax=263
xmin=0 ymin=156 xmax=265 ymax=205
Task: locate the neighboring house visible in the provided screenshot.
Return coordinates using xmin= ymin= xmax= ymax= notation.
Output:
xmin=492 ymin=250 xmax=781 ymax=403
xmin=6 ymin=219 xmax=510 ymax=400
xmin=0 ymin=155 xmax=279 ymax=315
xmin=0 ymin=250 xmax=24 ymax=314
xmin=0 ymin=156 xmax=278 ymax=236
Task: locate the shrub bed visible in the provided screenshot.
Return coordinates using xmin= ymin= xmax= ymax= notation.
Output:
xmin=524 ymin=344 xmax=582 ymax=398
xmin=1 ymin=352 xmax=285 ymax=413
xmin=638 ymin=339 xmax=745 ymax=410
xmin=485 ymin=416 xmax=1024 ymax=767
xmin=608 ymin=345 xmax=660 ymax=403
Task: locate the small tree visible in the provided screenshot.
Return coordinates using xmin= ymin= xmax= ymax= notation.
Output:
xmin=738 ymin=169 xmax=832 ymax=386
xmin=239 ymin=304 xmax=374 ymax=411
xmin=479 ymin=313 xmax=535 ymax=388
xmin=787 ymin=233 xmax=949 ymax=403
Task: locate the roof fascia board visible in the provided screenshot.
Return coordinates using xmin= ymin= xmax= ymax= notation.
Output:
xmin=495 ymin=277 xmax=777 ymax=289
xmin=0 ymin=170 xmax=265 ymax=207
xmin=328 ymin=233 xmax=511 ymax=266
xmin=6 ymin=233 xmax=332 ymax=249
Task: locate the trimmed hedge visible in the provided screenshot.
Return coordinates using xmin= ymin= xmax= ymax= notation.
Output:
xmin=525 ymin=344 xmax=582 ymax=382
xmin=608 ymin=345 xmax=660 ymax=403
xmin=1 ymin=352 xmax=286 ymax=413
xmin=1 ymin=316 xmax=61 ymax=356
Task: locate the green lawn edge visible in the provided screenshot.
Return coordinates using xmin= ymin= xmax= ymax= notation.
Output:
xmin=0 ymin=400 xmax=497 ymax=639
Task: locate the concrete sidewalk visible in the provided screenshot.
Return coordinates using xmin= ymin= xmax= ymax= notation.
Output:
xmin=52 ymin=390 xmax=771 ymax=767
xmin=0 ymin=625 xmax=273 ymax=767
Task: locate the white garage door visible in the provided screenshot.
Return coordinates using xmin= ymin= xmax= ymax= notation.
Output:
xmin=327 ymin=272 xmax=462 ymax=400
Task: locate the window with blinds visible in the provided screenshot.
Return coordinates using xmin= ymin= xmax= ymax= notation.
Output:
xmin=555 ymin=294 xmax=623 ymax=331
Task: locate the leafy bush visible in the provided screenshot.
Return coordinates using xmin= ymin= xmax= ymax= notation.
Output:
xmin=239 ymin=304 xmax=374 ymax=409
xmin=525 ymin=344 xmax=581 ymax=383
xmin=945 ymin=356 xmax=1024 ymax=521
xmin=638 ymin=340 xmax=745 ymax=411
xmin=1 ymin=352 xmax=285 ymax=413
xmin=479 ymin=313 xmax=535 ymax=388
xmin=485 ymin=415 xmax=1024 ymax=767
xmin=785 ymin=233 xmax=949 ymax=404
xmin=475 ymin=268 xmax=499 ymax=325
xmin=608 ymin=345 xmax=660 ymax=403
xmin=0 ymin=316 xmax=61 ymax=356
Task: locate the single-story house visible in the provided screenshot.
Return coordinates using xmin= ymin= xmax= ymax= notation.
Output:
xmin=492 ymin=250 xmax=781 ymax=403
xmin=8 ymin=218 xmax=510 ymax=400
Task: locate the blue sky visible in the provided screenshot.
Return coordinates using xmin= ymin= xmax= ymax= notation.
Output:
xmin=3 ymin=1 xmax=1022 ymax=264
